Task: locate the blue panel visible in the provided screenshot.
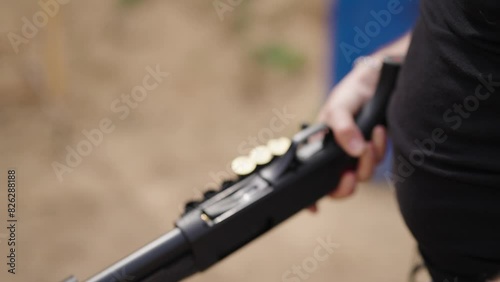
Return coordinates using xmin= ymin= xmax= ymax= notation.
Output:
xmin=330 ymin=0 xmax=420 ymax=86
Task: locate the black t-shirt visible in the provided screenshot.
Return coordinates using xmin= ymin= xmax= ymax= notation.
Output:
xmin=389 ymin=0 xmax=500 ymax=187
xmin=388 ymin=1 xmax=500 ymax=279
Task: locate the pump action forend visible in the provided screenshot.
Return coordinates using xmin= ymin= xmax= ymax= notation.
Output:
xmin=64 ymin=57 xmax=401 ymax=282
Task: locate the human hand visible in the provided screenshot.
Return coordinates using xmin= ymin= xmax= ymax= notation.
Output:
xmin=309 ymin=57 xmax=388 ymax=212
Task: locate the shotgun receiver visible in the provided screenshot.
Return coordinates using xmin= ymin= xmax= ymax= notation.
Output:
xmin=65 ymin=57 xmax=401 ymax=282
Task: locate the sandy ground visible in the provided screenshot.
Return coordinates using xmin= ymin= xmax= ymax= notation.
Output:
xmin=0 ymin=0 xmax=415 ymax=281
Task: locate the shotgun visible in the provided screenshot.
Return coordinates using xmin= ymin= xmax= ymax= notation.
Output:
xmin=64 ymin=57 xmax=402 ymax=282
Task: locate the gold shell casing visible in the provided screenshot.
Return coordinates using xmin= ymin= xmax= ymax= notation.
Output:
xmin=249 ymin=145 xmax=273 ymax=166
xmin=267 ymin=137 xmax=292 ymax=156
xmin=231 ymin=156 xmax=257 ymax=176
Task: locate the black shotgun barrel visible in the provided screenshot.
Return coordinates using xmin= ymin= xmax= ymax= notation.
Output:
xmin=86 ymin=229 xmax=193 ymax=282
xmin=67 ymin=57 xmax=401 ymax=282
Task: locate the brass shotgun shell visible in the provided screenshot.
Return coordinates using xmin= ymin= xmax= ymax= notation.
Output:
xmin=267 ymin=137 xmax=292 ymax=156
xmin=231 ymin=156 xmax=257 ymax=176
xmin=249 ymin=145 xmax=273 ymax=165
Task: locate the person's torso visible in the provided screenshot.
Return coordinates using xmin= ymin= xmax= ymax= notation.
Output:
xmin=388 ymin=0 xmax=500 ymax=186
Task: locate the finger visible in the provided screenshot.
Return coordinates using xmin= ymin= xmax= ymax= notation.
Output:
xmin=329 ymin=172 xmax=356 ymax=198
xmin=308 ymin=204 xmax=318 ymax=213
xmin=357 ymin=143 xmax=376 ymax=182
xmin=372 ymin=125 xmax=387 ymax=162
xmin=327 ymin=109 xmax=366 ymax=157
xmin=308 ymin=130 xmax=327 ymax=144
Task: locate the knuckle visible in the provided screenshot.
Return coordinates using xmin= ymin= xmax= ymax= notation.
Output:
xmin=334 ymin=121 xmax=353 ymax=137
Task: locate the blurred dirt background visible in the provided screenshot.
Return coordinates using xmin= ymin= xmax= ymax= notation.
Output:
xmin=0 ymin=0 xmax=415 ymax=281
